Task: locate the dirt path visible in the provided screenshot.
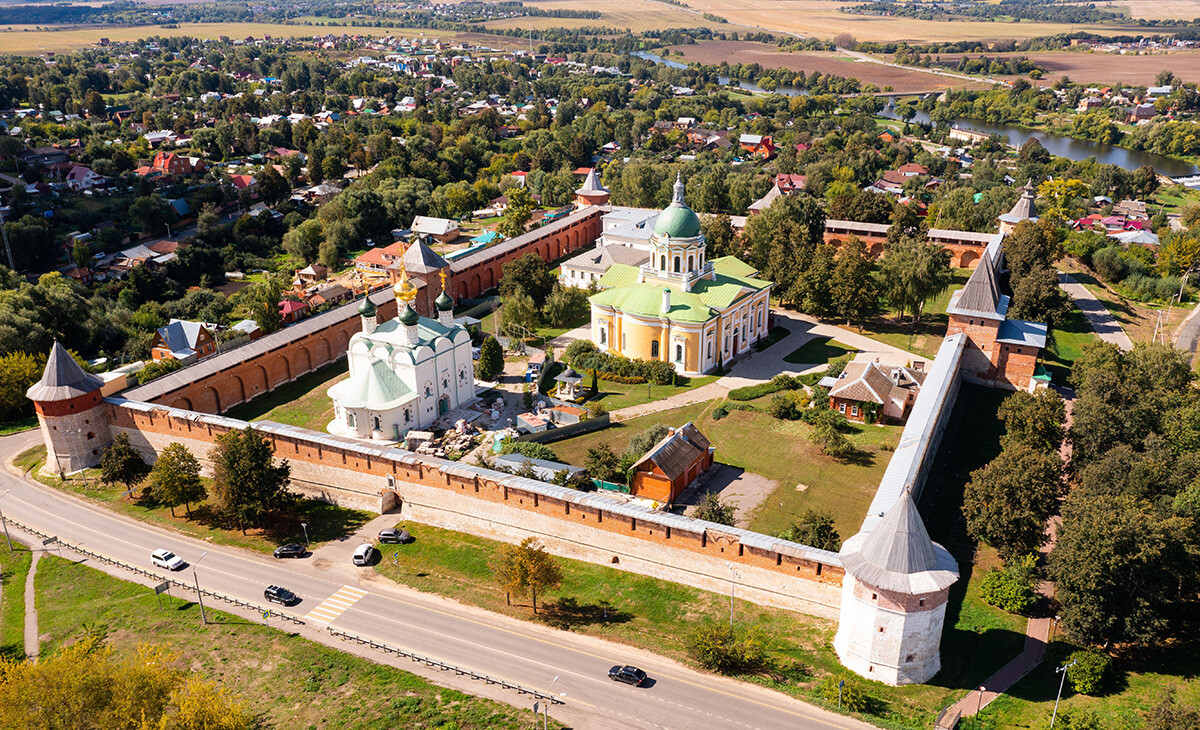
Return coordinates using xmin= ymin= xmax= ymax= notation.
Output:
xmin=23 ymin=549 xmax=38 ymax=662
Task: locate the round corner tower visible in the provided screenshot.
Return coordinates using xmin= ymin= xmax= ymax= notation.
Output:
xmin=25 ymin=341 xmax=112 ymax=475
xmin=832 ymin=491 xmax=959 ymax=686
xmin=574 ymin=168 xmax=610 ymax=208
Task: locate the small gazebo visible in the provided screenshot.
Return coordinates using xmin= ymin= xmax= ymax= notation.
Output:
xmin=555 ymin=367 xmax=584 ymax=400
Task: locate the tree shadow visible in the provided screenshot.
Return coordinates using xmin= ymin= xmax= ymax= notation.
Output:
xmin=539 ymin=597 xmax=633 ymax=631
xmin=833 ymin=446 xmax=876 ymax=467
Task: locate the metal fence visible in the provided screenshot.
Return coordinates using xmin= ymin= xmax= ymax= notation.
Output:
xmin=325 ymin=626 xmax=563 ymax=705
xmin=3 ymin=516 xmax=305 ymax=626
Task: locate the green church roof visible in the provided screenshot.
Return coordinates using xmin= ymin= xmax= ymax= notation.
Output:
xmin=591 ymin=258 xmax=771 ymax=323
xmin=652 ymin=173 xmax=702 ymax=239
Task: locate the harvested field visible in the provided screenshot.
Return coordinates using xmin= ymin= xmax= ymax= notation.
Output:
xmin=484 ymin=0 xmax=728 ymax=33
xmin=670 ymin=40 xmax=992 ymax=92
xmin=1121 ymin=0 xmax=1200 ymax=20
xmin=0 ymin=22 xmax=521 ymax=54
xmin=931 ymin=50 xmax=1200 ymax=85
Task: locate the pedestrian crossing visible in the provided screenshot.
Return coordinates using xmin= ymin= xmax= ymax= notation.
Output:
xmin=305 ymin=585 xmax=368 ymax=624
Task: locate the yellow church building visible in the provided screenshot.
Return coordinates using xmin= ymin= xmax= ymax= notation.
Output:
xmin=588 ymin=175 xmax=773 ymax=376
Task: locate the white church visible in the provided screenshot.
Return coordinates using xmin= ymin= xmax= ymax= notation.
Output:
xmin=327 ymin=268 xmax=475 ymax=440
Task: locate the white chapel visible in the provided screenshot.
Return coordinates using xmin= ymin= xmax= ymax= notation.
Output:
xmin=328 ymin=267 xmax=475 ymax=440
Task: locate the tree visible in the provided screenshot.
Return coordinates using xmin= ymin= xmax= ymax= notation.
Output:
xmin=998 ymin=389 xmax=1066 ymax=453
xmin=84 ymin=89 xmax=106 ymax=118
xmin=878 ymin=238 xmax=953 ymax=324
xmin=0 ymin=351 xmax=44 ymax=421
xmin=829 ymin=236 xmax=878 ymax=326
xmin=1010 ymin=264 xmax=1072 ymax=329
xmin=963 ymin=443 xmax=1061 ymax=562
xmin=475 ymin=336 xmax=503 ymax=381
xmin=128 ymin=194 xmax=172 ymax=233
xmin=584 ymin=442 xmax=623 ymax=483
xmin=808 ymin=409 xmax=852 ymax=456
xmin=496 ymin=186 xmax=536 ymax=239
xmin=246 ymin=275 xmax=284 ymax=334
xmin=501 ymin=287 xmax=539 ymax=339
xmin=742 ymin=195 xmax=826 ymax=309
xmin=147 ymin=442 xmax=206 ymax=517
xmin=777 ymin=510 xmax=841 ymax=551
xmin=977 ymin=554 xmax=1038 ymax=613
xmin=700 ymin=213 xmax=737 ymax=258
xmin=694 ymin=492 xmax=736 ymax=526
xmin=489 ymin=537 xmax=561 ymax=613
xmin=71 ymin=240 xmax=90 ymax=270
xmin=0 ymin=636 xmax=253 ymax=730
xmin=99 ymin=432 xmax=149 ymax=488
xmin=282 ymin=219 xmax=322 ymax=263
xmin=256 ymin=165 xmax=291 ymax=206
xmin=685 ymin=624 xmax=770 ymax=674
xmin=625 ymin=424 xmax=670 ymax=461
xmin=543 ymin=284 xmax=589 ymax=327
xmin=210 ymin=427 xmax=292 ymax=530
xmin=887 ymin=201 xmax=926 ymax=244
xmin=1037 ymin=178 xmax=1087 ymax=223
xmin=499 ymin=253 xmax=555 ymax=303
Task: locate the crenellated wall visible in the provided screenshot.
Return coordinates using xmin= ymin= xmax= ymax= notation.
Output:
xmin=105 ymin=398 xmax=846 ymax=619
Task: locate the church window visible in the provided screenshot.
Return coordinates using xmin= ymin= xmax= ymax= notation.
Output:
xmin=622 ymin=332 xmax=626 ymax=350
xmin=459 ymin=367 xmax=467 ymax=382
xmin=599 ymin=328 xmax=607 ymax=345
xmin=757 ymin=310 xmax=763 ymax=328
xmin=871 ymin=593 xmax=877 ymax=600
xmin=675 ymin=344 xmax=683 ymax=363
xmin=688 ymin=254 xmax=694 ymax=270
xmin=442 ymin=378 xmax=449 ymax=390
xmin=651 ymin=340 xmax=659 ymax=358
xmin=707 ymin=339 xmax=713 ymax=359
xmin=347 ymin=412 xmax=356 ymax=428
xmin=424 ymin=383 xmax=433 ymax=397
xmin=404 ymin=409 xmax=411 ymax=424
xmin=373 ymin=416 xmax=381 ymax=431
xmin=673 ymin=256 xmax=681 ymax=273
xmin=660 ymin=255 xmax=666 ymax=271
xmin=1016 ymin=348 xmax=1022 ymax=355
xmin=878 ymin=627 xmax=885 ymax=633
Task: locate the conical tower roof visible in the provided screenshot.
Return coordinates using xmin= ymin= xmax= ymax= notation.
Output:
xmin=949 ymin=251 xmax=1002 ymax=316
xmin=25 ymin=341 xmax=104 ymax=402
xmin=402 ymin=237 xmax=449 ymax=275
xmin=840 ymin=491 xmax=958 ymax=594
xmin=575 ymin=168 xmax=609 ymax=195
xmin=999 ymin=179 xmax=1039 ymax=224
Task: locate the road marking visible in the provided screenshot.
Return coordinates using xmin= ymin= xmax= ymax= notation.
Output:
xmin=306 ymin=585 xmax=368 ymax=624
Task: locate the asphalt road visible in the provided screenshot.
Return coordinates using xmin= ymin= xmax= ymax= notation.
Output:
xmin=0 ymin=430 xmax=873 ymax=730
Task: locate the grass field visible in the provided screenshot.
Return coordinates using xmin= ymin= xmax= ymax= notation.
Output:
xmin=853 ymin=268 xmax=972 ymax=361
xmin=783 ymin=337 xmax=856 ymax=366
xmin=0 ymin=415 xmax=37 ymax=437
xmin=547 ymin=399 xmax=900 ymax=538
xmin=483 ymin=0 xmax=729 ymax=33
xmin=0 ymin=544 xmax=32 ymax=662
xmin=225 ymin=358 xmax=348 ymax=432
xmin=587 ymin=374 xmax=721 ymax=410
xmin=933 ymin=49 xmax=1200 ymax=85
xmin=17 ymin=444 xmax=373 ymax=556
xmin=33 ymin=555 xmax=548 ymax=729
xmin=1042 ymin=305 xmax=1099 ymax=384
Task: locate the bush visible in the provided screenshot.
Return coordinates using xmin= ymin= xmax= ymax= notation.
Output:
xmin=767 ymin=390 xmax=811 ymax=420
xmin=500 ymin=440 xmax=558 ymax=462
xmin=685 ymin=624 xmax=770 ymax=674
xmin=817 ymin=674 xmax=873 ymax=713
xmin=713 ymin=403 xmax=757 ymax=420
xmin=978 ymin=559 xmax=1037 ymax=614
xmin=1067 ymin=649 xmax=1110 ymax=695
xmin=728 ymin=373 xmax=800 ymax=401
xmin=563 ymin=339 xmax=598 ymax=365
xmin=585 ymin=368 xmax=645 ymax=385
xmin=1093 ymin=245 xmax=1128 ymax=283
xmin=778 ymin=510 xmax=841 ymax=551
xmin=137 ymin=357 xmax=182 ymax=384
xmin=569 ymin=349 xmax=674 ymax=385
xmin=694 ymin=492 xmax=736 ymax=526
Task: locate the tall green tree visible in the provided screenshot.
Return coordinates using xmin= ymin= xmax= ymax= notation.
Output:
xmin=147 ymin=442 xmax=206 ymax=518
xmin=998 ymin=389 xmax=1066 ymax=453
xmin=742 ymin=195 xmax=826 ymax=310
xmin=210 ymin=427 xmax=292 ymax=530
xmin=963 ymin=442 xmax=1062 ymax=562
xmin=245 ymin=275 xmax=284 ymax=334
xmin=499 ymin=252 xmax=555 ymax=303
xmin=99 ymin=433 xmax=149 ymax=489
xmin=829 ymin=235 xmax=878 ymax=326
xmin=474 ymin=336 xmax=503 ymax=381
xmin=496 ymin=186 xmax=536 ymax=239
xmin=878 ymin=238 xmax=953 ymax=324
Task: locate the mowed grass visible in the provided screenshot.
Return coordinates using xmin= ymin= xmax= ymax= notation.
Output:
xmin=18 ymin=444 xmax=373 ymax=555
xmin=782 ymin=337 xmax=856 ymax=366
xmin=588 ymin=374 xmax=721 ymax=411
xmin=33 ymin=555 xmax=547 ymax=729
xmin=1043 ymin=304 xmax=1100 ymax=384
xmin=225 ymin=358 xmax=348 ymax=432
xmin=547 ymin=400 xmax=900 ymax=539
xmin=0 ymin=544 xmax=32 ymax=662
xmin=853 ymin=268 xmax=972 ymax=360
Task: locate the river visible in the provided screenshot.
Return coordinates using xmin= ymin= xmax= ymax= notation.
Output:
xmin=631 ymin=51 xmax=1199 ymax=176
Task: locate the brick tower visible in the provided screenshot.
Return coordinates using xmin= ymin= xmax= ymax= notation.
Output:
xmin=574 ymin=168 xmax=610 ymax=208
xmin=833 ymin=491 xmax=959 ymax=685
xmin=25 ymin=341 xmax=112 ymax=474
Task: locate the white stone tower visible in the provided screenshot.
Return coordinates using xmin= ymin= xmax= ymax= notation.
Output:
xmin=25 ymin=341 xmax=112 ymax=475
xmin=833 ymin=491 xmax=959 ymax=686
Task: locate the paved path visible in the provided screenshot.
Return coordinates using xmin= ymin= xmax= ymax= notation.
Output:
xmin=23 ymin=550 xmax=38 ymax=662
xmin=1173 ymin=301 xmax=1200 ymax=356
xmin=1059 ymin=273 xmax=1134 ymax=351
xmin=0 ymin=430 xmax=873 ymax=730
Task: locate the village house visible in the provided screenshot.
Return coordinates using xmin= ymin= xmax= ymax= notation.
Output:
xmin=825 ymin=361 xmax=927 ymax=424
xmin=150 ymin=320 xmax=216 ymax=363
xmin=738 ymin=134 xmax=776 ymax=159
xmin=628 ymin=422 xmax=715 ymax=504
xmin=411 ymin=216 xmax=460 ymax=244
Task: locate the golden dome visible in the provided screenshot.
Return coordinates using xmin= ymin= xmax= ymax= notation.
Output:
xmin=393 ymin=260 xmax=417 ymax=303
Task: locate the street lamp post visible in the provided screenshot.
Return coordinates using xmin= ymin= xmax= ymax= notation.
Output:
xmin=543 ymin=675 xmax=559 ymax=730
xmin=1050 ymin=660 xmax=1078 ymax=728
xmin=728 ymin=564 xmax=740 ymax=629
xmin=0 ymin=489 xmax=12 ymax=551
xmin=192 ymin=551 xmax=209 ymax=625
xmin=301 ymin=522 xmax=309 ymax=545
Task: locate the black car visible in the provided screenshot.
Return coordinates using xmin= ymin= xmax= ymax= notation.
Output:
xmin=264 ymin=585 xmax=298 ymax=606
xmin=608 ymin=665 xmax=647 ymax=686
xmin=273 ymin=543 xmax=305 ymax=559
xmin=378 ymin=528 xmax=410 ymax=544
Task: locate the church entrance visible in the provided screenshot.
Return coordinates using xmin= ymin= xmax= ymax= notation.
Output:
xmin=732 ymin=333 xmax=739 ymax=356
xmin=438 ymin=396 xmax=449 ymax=415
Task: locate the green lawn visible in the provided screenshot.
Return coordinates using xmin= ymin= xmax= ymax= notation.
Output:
xmin=1154 ymin=184 xmax=1200 ymax=215
xmin=0 ymin=545 xmax=32 ymax=662
xmin=225 ymin=358 xmax=348 ymax=431
xmin=33 ymin=555 xmax=547 ymax=729
xmin=547 ymin=401 xmax=900 ymax=539
xmin=782 ymin=337 xmax=856 ymax=366
xmin=0 ymin=415 xmax=37 ymax=436
xmin=852 ymin=268 xmax=972 ymax=360
xmin=589 ymin=374 xmax=721 ymax=410
xmin=1042 ymin=304 xmax=1098 ymax=384
xmin=19 ymin=445 xmax=373 ymax=556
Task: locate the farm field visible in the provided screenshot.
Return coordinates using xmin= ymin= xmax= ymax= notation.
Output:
xmin=484 ymin=0 xmax=728 ymax=33
xmin=931 ymin=50 xmax=1200 ymax=85
xmin=0 ymin=22 xmax=520 ymax=54
xmin=1123 ymin=0 xmax=1200 ymax=19
xmin=668 ymin=41 xmax=991 ymax=92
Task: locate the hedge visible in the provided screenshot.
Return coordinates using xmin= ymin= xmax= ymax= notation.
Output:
xmin=728 ymin=374 xmax=799 ymax=401
xmin=567 ymin=342 xmax=676 ymax=385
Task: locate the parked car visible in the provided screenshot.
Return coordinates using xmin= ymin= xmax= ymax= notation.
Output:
xmin=264 ymin=585 xmax=298 ymax=606
xmin=150 ymin=549 xmax=185 ymax=571
xmin=378 ymin=528 xmax=410 ymax=544
xmin=273 ymin=543 xmax=306 ymax=559
xmin=352 ymin=544 xmax=376 ymax=566
xmin=608 ymin=665 xmax=648 ymax=686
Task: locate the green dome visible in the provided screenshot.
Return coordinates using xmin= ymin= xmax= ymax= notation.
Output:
xmin=435 ymin=290 xmax=454 ymax=311
xmin=653 ymin=204 xmax=701 ymax=239
xmin=398 ymin=303 xmax=419 ymax=326
xmin=358 ymin=296 xmax=377 ymax=317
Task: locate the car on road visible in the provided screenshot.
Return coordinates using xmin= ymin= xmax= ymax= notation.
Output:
xmin=377 ymin=528 xmax=410 ymax=544
xmin=352 ymin=544 xmax=376 ymax=566
xmin=264 ymin=585 xmax=298 ymax=606
xmin=273 ymin=543 xmax=306 ymax=559
xmin=608 ymin=665 xmax=648 ymax=686
xmin=150 ymin=549 xmax=185 ymax=571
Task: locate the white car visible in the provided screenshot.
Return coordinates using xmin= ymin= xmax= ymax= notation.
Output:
xmin=151 ymin=549 xmax=185 ymax=571
xmin=352 ymin=544 xmax=376 ymax=566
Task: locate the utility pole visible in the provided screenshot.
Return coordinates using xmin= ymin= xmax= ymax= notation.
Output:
xmin=301 ymin=522 xmax=309 ymax=545
xmin=0 ymin=490 xmax=11 ymax=551
xmin=0 ymin=207 xmax=13 ymax=271
xmin=192 ymin=551 xmax=209 ymax=625
xmin=1050 ymin=661 xmax=1077 ymax=728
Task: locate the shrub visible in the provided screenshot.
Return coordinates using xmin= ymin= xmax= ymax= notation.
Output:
xmin=729 ymin=373 xmax=800 ymax=401
xmin=713 ymin=403 xmax=757 ymax=420
xmin=978 ymin=564 xmax=1036 ymax=614
xmin=685 ymin=624 xmax=770 ymax=674
xmin=500 ymin=440 xmax=558 ymax=462
xmin=712 ymin=404 xmax=730 ymax=420
xmin=1067 ymin=649 xmax=1110 ymax=695
xmin=569 ymin=349 xmax=674 ymax=385
xmin=563 ymin=339 xmax=598 ymax=366
xmin=1093 ymin=245 xmax=1128 ymax=283
xmin=137 ymin=357 xmax=183 ymax=384
xmin=694 ymin=493 xmax=736 ymax=526
xmin=817 ymin=674 xmax=873 ymax=713
xmin=625 ymin=424 xmax=670 ymax=460
xmin=778 ymin=510 xmax=841 ymax=551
